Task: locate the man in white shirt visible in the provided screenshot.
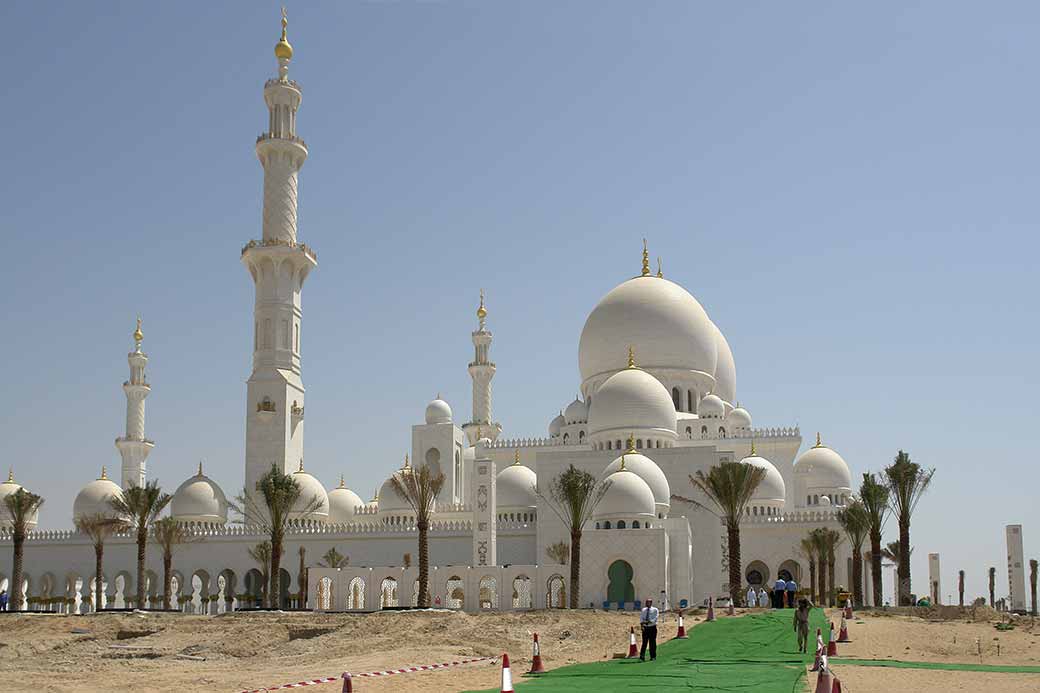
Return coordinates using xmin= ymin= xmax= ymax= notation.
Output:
xmin=746 ymin=585 xmax=757 ymax=609
xmin=639 ymin=598 xmax=659 ymax=661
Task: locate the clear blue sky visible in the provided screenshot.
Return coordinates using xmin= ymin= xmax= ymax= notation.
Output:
xmin=3 ymin=2 xmax=1037 ymax=604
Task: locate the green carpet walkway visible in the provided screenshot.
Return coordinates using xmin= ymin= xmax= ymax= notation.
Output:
xmin=837 ymin=658 xmax=1040 ymax=674
xmin=465 ymin=608 xmax=829 ymax=693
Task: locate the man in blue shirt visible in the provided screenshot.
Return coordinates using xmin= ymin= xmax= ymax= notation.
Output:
xmin=785 ymin=579 xmax=798 ymax=608
xmin=773 ymin=578 xmax=786 ymax=609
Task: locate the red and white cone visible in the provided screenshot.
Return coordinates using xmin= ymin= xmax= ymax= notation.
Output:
xmin=813 ymin=656 xmax=834 ymax=693
xmin=627 ymin=626 xmax=639 ymax=658
xmin=529 ymin=633 xmax=546 ymax=674
xmin=727 ymin=600 xmax=736 ymax=616
xmin=826 ymin=622 xmax=838 ymax=657
xmin=837 ymin=616 xmax=850 ymax=643
xmin=831 ymin=676 xmax=843 ymax=693
xmin=675 ymin=613 xmax=688 ymax=639
xmin=843 ymin=598 xmax=853 ymax=620
xmin=706 ymin=597 xmax=716 ymax=622
xmin=341 ymin=672 xmax=352 ymax=693
xmin=500 ymin=653 xmax=515 ymax=693
xmin=810 ymin=629 xmax=824 ymax=671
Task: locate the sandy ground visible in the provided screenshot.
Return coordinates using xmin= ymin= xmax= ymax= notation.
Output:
xmin=0 ymin=607 xmax=1036 ymax=692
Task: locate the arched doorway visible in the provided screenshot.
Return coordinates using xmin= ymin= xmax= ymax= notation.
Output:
xmin=745 ymin=560 xmax=769 ymax=587
xmin=546 ymin=575 xmax=566 ymax=609
xmin=607 ymin=560 xmax=635 ymax=605
xmin=777 ymin=560 xmax=801 ymax=584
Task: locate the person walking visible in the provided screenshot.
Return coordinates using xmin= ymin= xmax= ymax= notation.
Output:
xmin=773 ymin=577 xmax=786 ymax=609
xmin=639 ymin=598 xmax=659 ymax=661
xmin=0 ymin=589 xmax=7 ymax=611
xmin=758 ymin=587 xmax=769 ymax=608
xmin=785 ymin=579 xmax=798 ymax=608
xmin=746 ymin=584 xmax=757 ymax=609
xmin=793 ymin=597 xmax=813 ymax=653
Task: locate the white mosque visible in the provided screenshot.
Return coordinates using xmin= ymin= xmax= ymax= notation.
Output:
xmin=0 ymin=15 xmax=862 ymax=614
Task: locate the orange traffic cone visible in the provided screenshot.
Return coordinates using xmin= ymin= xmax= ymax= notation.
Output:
xmin=843 ymin=598 xmax=853 ymax=620
xmin=529 ymin=633 xmax=546 ymax=674
xmin=810 ymin=629 xmax=824 ymax=671
xmin=826 ymin=622 xmax=838 ymax=657
xmin=706 ymin=597 xmax=716 ymax=622
xmin=500 ymin=653 xmax=515 ymax=693
xmin=675 ymin=613 xmax=688 ymax=639
xmin=341 ymin=672 xmax=352 ymax=693
xmin=813 ymin=656 xmax=834 ymax=693
xmin=837 ymin=616 xmax=850 ymax=643
xmin=627 ymin=626 xmax=639 ymax=658
xmin=831 ymin=675 xmax=843 ymax=693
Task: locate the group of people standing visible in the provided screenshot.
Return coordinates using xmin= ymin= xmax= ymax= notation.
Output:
xmin=745 ymin=577 xmax=799 ymax=608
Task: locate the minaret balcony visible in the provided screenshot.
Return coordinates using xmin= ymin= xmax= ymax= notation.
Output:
xmin=264 ymin=77 xmax=303 ymax=93
xmin=241 ymin=238 xmax=317 ymax=263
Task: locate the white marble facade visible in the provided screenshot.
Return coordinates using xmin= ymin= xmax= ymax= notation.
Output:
xmin=0 ymin=15 xmax=855 ymax=614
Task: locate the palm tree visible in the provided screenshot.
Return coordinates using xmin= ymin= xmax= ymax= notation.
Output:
xmin=799 ymin=535 xmax=818 ymax=603
xmin=388 ymin=457 xmax=445 ymax=608
xmin=538 ymin=464 xmax=611 ymax=608
xmin=248 ymin=541 xmax=272 ymax=607
xmin=958 ymin=570 xmax=965 ymax=607
xmin=318 ymin=547 xmax=348 ymax=568
xmin=545 ymin=541 xmax=569 ymax=566
xmin=859 ymin=473 xmax=890 ymax=608
xmin=3 ymin=487 xmax=44 ymax=612
xmin=678 ymin=461 xmax=766 ymax=606
xmin=74 ymin=513 xmax=127 ymax=612
xmin=232 ymin=464 xmax=322 ymax=609
xmin=1029 ymin=559 xmax=1037 ymax=617
xmin=837 ymin=499 xmax=869 ymax=606
xmin=884 ymin=451 xmax=935 ymax=606
xmin=297 ymin=545 xmax=307 ymax=607
xmin=152 ymin=518 xmax=198 ymax=610
xmin=109 ymin=480 xmax=171 ymax=609
xmin=988 ymin=567 xmax=996 ymax=608
xmin=809 ymin=529 xmax=828 ymax=607
xmin=822 ymin=528 xmax=843 ymax=607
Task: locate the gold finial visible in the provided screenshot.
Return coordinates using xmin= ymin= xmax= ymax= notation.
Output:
xmin=749 ymin=440 xmax=757 ymax=456
xmin=477 ymin=288 xmax=487 ymax=322
xmin=298 ymin=459 xmax=305 ymax=472
xmin=372 ymin=488 xmax=379 ymax=502
xmin=514 ymin=449 xmax=521 ymax=466
xmin=620 ymin=455 xmax=627 ymax=471
xmin=133 ymin=317 xmax=143 ymax=347
xmin=641 ymin=239 xmax=650 ymax=276
xmin=275 ymin=7 xmax=294 ymax=60
xmin=99 ymin=466 xmax=108 ymax=481
xmin=814 ymin=432 xmax=823 ymax=448
xmin=477 ymin=425 xmax=483 ymax=440
xmin=5 ymin=468 xmax=13 ymax=483
xmin=656 ymin=257 xmax=663 ymax=278
xmin=197 ymin=461 xmax=204 ymax=477
xmin=626 ymin=433 xmax=636 ymax=453
xmin=627 ymin=346 xmax=636 ymax=369
xmin=402 ymin=454 xmax=411 ymax=472
xmin=339 ymin=474 xmax=346 ymax=489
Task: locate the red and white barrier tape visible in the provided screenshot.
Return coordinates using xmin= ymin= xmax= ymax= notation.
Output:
xmin=241 ymin=656 xmax=497 ymax=692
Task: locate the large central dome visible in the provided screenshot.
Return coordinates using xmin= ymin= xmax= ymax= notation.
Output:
xmin=579 ymin=276 xmax=717 ymax=383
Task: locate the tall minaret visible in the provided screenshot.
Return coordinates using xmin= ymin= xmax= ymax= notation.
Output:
xmin=462 ymin=290 xmax=502 ymax=446
xmin=115 ymin=318 xmax=154 ymax=488
xmin=241 ymin=10 xmax=317 ymax=495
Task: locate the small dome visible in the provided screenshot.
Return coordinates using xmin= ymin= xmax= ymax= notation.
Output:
xmin=564 ymin=397 xmax=588 ymax=424
xmin=601 ymin=444 xmax=670 ymax=515
xmin=698 ymin=393 xmax=726 ymax=419
xmin=425 ymin=397 xmax=453 ymax=424
xmin=819 ymin=495 xmax=832 ymax=507
xmin=378 ymin=458 xmax=415 ymax=515
xmin=549 ymin=412 xmax=565 ymax=437
xmin=712 ymin=323 xmax=737 ymax=405
xmin=327 ymin=477 xmax=364 ymax=524
xmin=740 ymin=449 xmax=786 ymax=504
xmin=588 ymin=365 xmax=676 ymax=439
xmin=171 ymin=464 xmax=228 ymax=524
xmin=73 ymin=467 xmax=123 ymax=521
xmin=497 ymin=457 xmax=537 ymax=510
xmin=594 ymin=463 xmax=656 ymax=521
xmin=0 ymin=471 xmax=39 ymax=530
xmin=290 ymin=463 xmax=330 ymax=521
xmin=728 ymin=406 xmax=752 ymax=430
xmin=793 ymin=434 xmax=852 ymax=491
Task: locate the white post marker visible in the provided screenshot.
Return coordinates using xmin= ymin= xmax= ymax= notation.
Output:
xmin=500 ymin=653 xmax=514 ymax=693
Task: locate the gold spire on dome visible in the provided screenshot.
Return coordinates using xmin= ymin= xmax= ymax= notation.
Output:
xmin=5 ymin=468 xmax=13 ymax=483
xmin=99 ymin=466 xmax=108 ymax=481
xmin=749 ymin=440 xmax=757 ymax=456
xmin=641 ymin=239 xmax=650 ymax=276
xmin=627 ymin=346 xmax=637 ymax=369
xmin=339 ymin=475 xmax=346 ymax=489
xmin=514 ymin=449 xmax=521 ymax=466
xmin=620 ymin=455 xmax=627 ymax=471
xmin=626 ymin=433 xmax=636 ymax=453
xmin=275 ymin=7 xmax=294 ymax=60
xmin=297 ymin=459 xmax=305 ymax=472
xmin=197 ymin=461 xmax=204 ymax=477
xmin=656 ymin=257 xmax=663 ymax=278
xmin=402 ymin=454 xmax=412 ymax=472
xmin=814 ymin=432 xmax=823 ymax=448
xmin=477 ymin=289 xmax=487 ymax=321
xmin=133 ymin=317 xmax=143 ymax=348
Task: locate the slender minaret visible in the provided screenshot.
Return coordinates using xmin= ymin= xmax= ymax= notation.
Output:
xmin=115 ymin=318 xmax=154 ymax=488
xmin=462 ymin=290 xmax=502 ymax=446
xmin=241 ymin=10 xmax=316 ymax=495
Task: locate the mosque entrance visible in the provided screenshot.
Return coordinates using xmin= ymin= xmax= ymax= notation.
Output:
xmin=607 ymin=560 xmax=635 ymax=604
